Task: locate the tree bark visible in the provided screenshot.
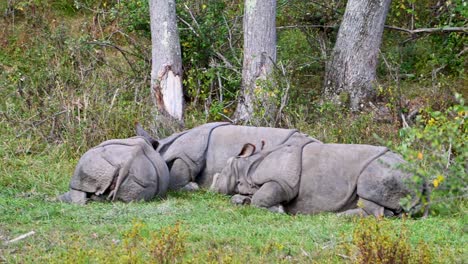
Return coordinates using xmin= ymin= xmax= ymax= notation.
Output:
xmin=323 ymin=0 xmax=391 ymax=111
xmin=234 ymin=0 xmax=277 ymax=124
xmin=149 ymin=0 xmax=184 ymax=121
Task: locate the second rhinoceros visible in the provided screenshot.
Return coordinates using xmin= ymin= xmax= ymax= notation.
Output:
xmin=210 ymin=141 xmax=418 ymax=217
xmin=59 ymin=137 xmax=169 ymax=204
xmin=136 ymin=122 xmax=320 ymax=191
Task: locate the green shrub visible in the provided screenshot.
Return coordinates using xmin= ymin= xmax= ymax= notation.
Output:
xmin=397 ymin=93 xmax=467 ymax=215
xmin=346 ymin=217 xmax=433 ymax=264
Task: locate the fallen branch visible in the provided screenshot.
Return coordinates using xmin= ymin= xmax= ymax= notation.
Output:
xmin=4 ymin=231 xmax=35 ymax=245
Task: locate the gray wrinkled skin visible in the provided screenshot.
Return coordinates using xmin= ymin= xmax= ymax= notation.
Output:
xmin=59 ymin=136 xmax=169 ymax=204
xmin=211 ymin=142 xmax=417 ymax=217
xmin=137 ymin=122 xmax=321 ymax=191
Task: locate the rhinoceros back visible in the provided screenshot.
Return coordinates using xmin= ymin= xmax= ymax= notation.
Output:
xmin=199 ymin=125 xmax=321 ymax=187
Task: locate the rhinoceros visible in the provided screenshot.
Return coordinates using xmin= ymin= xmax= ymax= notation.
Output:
xmin=59 ymin=137 xmax=169 ymax=204
xmin=136 ymin=122 xmax=321 ymax=191
xmin=210 ymin=141 xmax=418 ymax=217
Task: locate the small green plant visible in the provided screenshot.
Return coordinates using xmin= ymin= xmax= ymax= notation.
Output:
xmin=149 ymin=221 xmax=186 ymax=264
xmin=397 ymin=93 xmax=467 ymax=215
xmin=346 ymin=217 xmax=432 ymax=264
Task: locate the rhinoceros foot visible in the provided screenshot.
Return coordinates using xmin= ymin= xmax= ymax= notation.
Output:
xmin=268 ymin=204 xmax=285 ymax=213
xmin=231 ymin=194 xmax=251 ymax=205
xmin=58 ymin=189 xmax=87 ymax=205
xmin=180 ymin=182 xmax=200 ymax=192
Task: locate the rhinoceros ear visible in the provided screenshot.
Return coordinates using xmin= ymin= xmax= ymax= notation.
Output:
xmin=238 ymin=143 xmax=256 ymax=157
xmin=135 ymin=122 xmax=159 ymax=150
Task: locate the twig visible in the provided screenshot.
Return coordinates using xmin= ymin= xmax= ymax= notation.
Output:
xmin=446 ymin=142 xmax=452 ymax=169
xmin=183 ymin=4 xmax=201 ymax=30
xmin=177 ymin=16 xmax=200 ymax=37
xmin=337 ymin=254 xmax=351 ymax=260
xmin=277 ymin=24 xmax=468 ymax=35
xmin=385 ymin=25 xmax=468 ymax=34
xmin=213 ymin=51 xmax=241 ymax=74
xmin=218 ymin=112 xmax=234 ymax=123
xmin=16 ymin=110 xmax=68 ymax=138
xmin=277 ymin=24 xmax=338 ymax=30
xmin=401 ymin=113 xmax=409 ymax=128
xmin=85 ymin=41 xmax=138 ymax=75
xmin=4 ymin=231 xmax=35 ymax=245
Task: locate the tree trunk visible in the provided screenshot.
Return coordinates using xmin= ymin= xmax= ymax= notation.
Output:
xmin=149 ymin=0 xmax=184 ymax=121
xmin=323 ymin=0 xmax=391 ymax=111
xmin=234 ymin=0 xmax=277 ymax=124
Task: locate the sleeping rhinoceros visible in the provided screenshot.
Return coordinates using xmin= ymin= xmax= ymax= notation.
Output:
xmin=210 ymin=141 xmax=418 ymax=217
xmin=59 ymin=137 xmax=169 ymax=204
xmin=136 ymin=123 xmax=321 ymax=191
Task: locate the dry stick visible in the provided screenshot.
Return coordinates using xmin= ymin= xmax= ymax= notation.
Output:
xmin=16 ymin=110 xmax=68 ymax=138
xmin=277 ymin=24 xmax=468 ymax=34
xmin=213 ymin=51 xmax=241 ymax=74
xmin=85 ymin=41 xmax=138 ymax=75
xmin=177 ymin=16 xmax=200 ymax=37
xmin=4 ymin=231 xmax=35 ymax=245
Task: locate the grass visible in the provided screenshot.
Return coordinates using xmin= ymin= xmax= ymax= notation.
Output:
xmin=0 ymin=143 xmax=466 ymax=263
xmin=1 ymin=2 xmax=466 ymax=263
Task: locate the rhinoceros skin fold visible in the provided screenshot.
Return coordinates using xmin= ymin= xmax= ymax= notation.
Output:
xmin=211 ymin=142 xmax=418 ymax=217
xmin=59 ymin=136 xmax=169 ymax=204
xmin=136 ymin=122 xmax=321 ymax=190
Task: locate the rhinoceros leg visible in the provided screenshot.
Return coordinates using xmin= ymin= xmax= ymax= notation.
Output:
xmin=168 ymin=159 xmax=197 ymax=191
xmin=360 ymin=198 xmax=385 ymax=216
xmin=338 ymin=198 xmax=390 ymax=217
xmin=251 ymin=181 xmax=288 ymax=212
xmin=231 ymin=194 xmax=251 ymax=205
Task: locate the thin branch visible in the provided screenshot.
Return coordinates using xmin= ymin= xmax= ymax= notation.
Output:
xmin=213 ymin=51 xmax=241 ymax=74
xmin=16 ymin=110 xmax=68 ymax=138
xmin=4 ymin=231 xmax=35 ymax=245
xmin=177 ymin=16 xmax=200 ymax=37
xmin=85 ymin=41 xmax=138 ymax=75
xmin=277 ymin=24 xmax=468 ymax=35
xmin=384 ymin=25 xmax=468 ymax=34
xmin=277 ymin=24 xmax=338 ymax=30
xmin=183 ymin=4 xmax=201 ymax=30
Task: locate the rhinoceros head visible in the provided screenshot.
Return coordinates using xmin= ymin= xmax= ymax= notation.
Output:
xmin=58 ymin=137 xmax=169 ymax=204
xmin=210 ymin=143 xmax=259 ymax=195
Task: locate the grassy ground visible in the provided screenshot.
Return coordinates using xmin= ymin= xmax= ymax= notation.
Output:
xmin=0 ymin=140 xmax=466 ymax=263
xmin=1 ymin=191 xmax=466 ymax=263
xmin=1 ymin=2 xmax=466 ymax=263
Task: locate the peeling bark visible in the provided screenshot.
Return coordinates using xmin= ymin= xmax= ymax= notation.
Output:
xmin=149 ymin=0 xmax=184 ymax=121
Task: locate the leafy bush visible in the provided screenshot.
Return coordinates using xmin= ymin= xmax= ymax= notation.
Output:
xmin=346 ymin=217 xmax=432 ymax=264
xmin=397 ymin=93 xmax=467 ymax=215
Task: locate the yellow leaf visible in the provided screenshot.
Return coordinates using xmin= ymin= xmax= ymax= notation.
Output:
xmin=417 ymin=152 xmax=423 ymax=160
xmin=433 ymin=179 xmax=439 ymax=188
xmin=433 ymin=175 xmax=444 ymax=188
xmin=202 ymin=4 xmax=207 ymax=10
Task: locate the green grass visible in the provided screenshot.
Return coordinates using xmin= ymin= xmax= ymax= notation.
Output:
xmin=1 ymin=3 xmax=466 ymax=263
xmin=1 ymin=191 xmax=466 ymax=263
xmin=0 ymin=145 xmax=466 ymax=263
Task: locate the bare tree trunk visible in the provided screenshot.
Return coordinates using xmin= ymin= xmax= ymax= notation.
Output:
xmin=234 ymin=0 xmax=277 ymax=124
xmin=323 ymin=0 xmax=391 ymax=111
xmin=149 ymin=0 xmax=184 ymax=121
